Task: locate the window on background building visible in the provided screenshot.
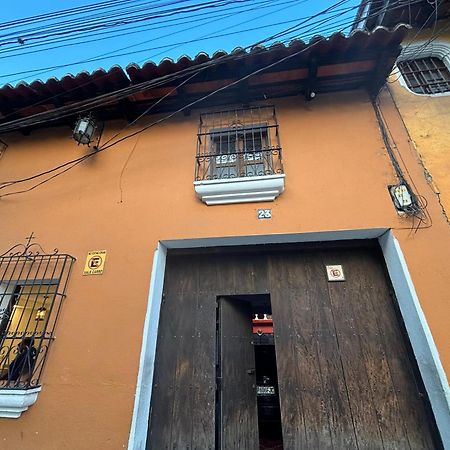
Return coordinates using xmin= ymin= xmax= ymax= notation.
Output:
xmin=398 ymin=57 xmax=450 ymax=95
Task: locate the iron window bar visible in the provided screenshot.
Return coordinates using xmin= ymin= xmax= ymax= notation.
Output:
xmin=195 ymin=106 xmax=283 ymax=181
xmin=0 ymin=236 xmax=75 ymax=390
xmin=398 ymin=57 xmax=450 ymax=95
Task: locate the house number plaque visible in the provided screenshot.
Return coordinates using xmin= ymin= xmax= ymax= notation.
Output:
xmin=326 ymin=265 xmax=345 ymax=281
xmin=257 ymin=209 xmax=272 ymax=219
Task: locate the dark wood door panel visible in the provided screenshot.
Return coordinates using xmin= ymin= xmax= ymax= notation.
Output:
xmin=219 ymin=297 xmax=259 ymax=450
xmin=147 ymin=245 xmax=439 ymax=450
xmin=147 ymin=255 xmax=216 ymax=450
xmin=269 ymin=252 xmax=358 ymax=450
xmin=269 ymin=247 xmax=438 ymax=450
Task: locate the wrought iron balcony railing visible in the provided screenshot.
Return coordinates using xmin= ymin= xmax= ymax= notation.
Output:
xmin=195 ymin=105 xmax=284 ymax=182
xmin=195 ymin=147 xmax=283 ymax=181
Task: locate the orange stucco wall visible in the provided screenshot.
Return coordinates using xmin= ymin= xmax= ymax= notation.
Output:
xmin=388 ymin=23 xmax=450 ymax=217
xmin=0 ymin=89 xmax=449 ymax=449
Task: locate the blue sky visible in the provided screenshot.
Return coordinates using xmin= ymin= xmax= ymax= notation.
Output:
xmin=0 ymin=0 xmax=361 ymax=86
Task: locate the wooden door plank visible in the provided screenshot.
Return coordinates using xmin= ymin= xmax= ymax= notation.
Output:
xmin=304 ymin=252 xmax=359 ymax=450
xmin=190 ymin=255 xmax=219 ymax=450
xmin=320 ymin=250 xmax=385 ymax=450
xmin=326 ymin=249 xmax=410 ymax=450
xmin=215 ymin=251 xmax=269 ymax=296
xmin=146 ymin=256 xmax=182 ymax=449
xmin=220 ymin=297 xmax=259 ymax=450
xmin=148 ymin=255 xmax=215 ymax=450
xmin=360 ymin=251 xmax=438 ymax=450
xmin=270 ymin=253 xmax=335 ymax=449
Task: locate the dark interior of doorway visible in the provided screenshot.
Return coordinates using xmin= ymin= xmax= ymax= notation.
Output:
xmin=254 ymin=344 xmax=283 ymax=450
xmin=237 ymin=295 xmax=284 ymax=450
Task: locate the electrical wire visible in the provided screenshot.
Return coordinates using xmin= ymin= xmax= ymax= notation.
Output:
xmin=0 ymin=0 xmax=253 ymax=48
xmin=0 ymin=0 xmax=417 ymax=197
xmin=0 ymin=0 xmax=305 ymax=79
xmin=0 ymin=0 xmax=410 ymax=119
xmin=0 ymin=0 xmax=280 ymax=57
xmin=0 ymin=0 xmax=359 ymax=130
xmin=372 ymin=94 xmax=432 ymax=230
xmin=0 ymin=1 xmax=192 ymax=35
xmin=0 ymin=0 xmax=408 ymax=83
xmin=0 ymin=1 xmax=234 ymax=39
xmin=0 ymin=23 xmax=336 ymax=196
xmin=0 ymin=0 xmax=393 ymax=63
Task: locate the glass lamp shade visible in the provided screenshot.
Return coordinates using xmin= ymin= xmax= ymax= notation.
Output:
xmin=73 ymin=116 xmax=96 ymax=145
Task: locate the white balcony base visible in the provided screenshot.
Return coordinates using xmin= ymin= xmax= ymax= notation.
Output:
xmin=0 ymin=387 xmax=41 ymax=418
xmin=194 ymin=174 xmax=285 ymax=205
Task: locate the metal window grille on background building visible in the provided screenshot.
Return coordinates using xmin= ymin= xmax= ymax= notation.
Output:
xmin=398 ymin=57 xmax=450 ymax=94
xmin=0 ymin=237 xmax=74 ymax=389
xmin=195 ymin=106 xmax=284 ymax=181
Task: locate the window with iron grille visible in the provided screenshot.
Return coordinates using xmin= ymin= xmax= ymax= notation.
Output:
xmin=0 ymin=237 xmax=74 ymax=390
xmin=398 ymin=57 xmax=450 ymax=95
xmin=195 ymin=106 xmax=283 ymax=181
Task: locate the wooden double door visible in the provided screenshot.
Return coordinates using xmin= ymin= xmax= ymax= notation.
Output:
xmin=146 ymin=243 xmax=440 ymax=449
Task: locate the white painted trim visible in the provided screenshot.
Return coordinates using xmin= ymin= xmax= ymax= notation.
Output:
xmin=395 ymin=40 xmax=450 ymax=97
xmin=194 ymin=174 xmax=285 ymax=205
xmin=0 ymin=387 xmax=41 ymax=418
xmin=379 ymin=231 xmax=450 ymax=448
xmin=127 ymin=243 xmax=167 ymax=450
xmin=129 ymin=229 xmax=450 ymax=449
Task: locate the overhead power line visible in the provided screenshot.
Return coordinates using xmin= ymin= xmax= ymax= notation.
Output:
xmin=0 ymin=0 xmax=418 ymax=132
xmin=0 ymin=0 xmax=435 ymax=232
xmin=0 ymin=0 xmax=359 ymax=131
xmin=0 ymin=0 xmax=347 ymax=81
xmin=0 ymin=0 xmax=299 ymax=60
xmin=0 ymin=0 xmax=248 ymax=46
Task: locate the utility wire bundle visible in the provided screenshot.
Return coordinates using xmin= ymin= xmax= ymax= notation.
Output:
xmin=0 ymin=0 xmax=442 ymax=209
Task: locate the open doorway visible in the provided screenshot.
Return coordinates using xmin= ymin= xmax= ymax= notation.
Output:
xmin=216 ymin=294 xmax=283 ymax=450
xmin=253 ymin=316 xmax=283 ymax=450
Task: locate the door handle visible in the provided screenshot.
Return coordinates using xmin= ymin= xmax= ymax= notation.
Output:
xmin=246 ymin=369 xmax=255 ymax=375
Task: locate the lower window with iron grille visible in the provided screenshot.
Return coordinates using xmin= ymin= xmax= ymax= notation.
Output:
xmin=0 ymin=239 xmax=74 ymax=395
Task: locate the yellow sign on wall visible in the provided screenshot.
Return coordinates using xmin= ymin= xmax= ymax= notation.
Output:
xmin=83 ymin=250 xmax=107 ymax=276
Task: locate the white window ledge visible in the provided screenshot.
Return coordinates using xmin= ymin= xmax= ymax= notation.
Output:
xmin=0 ymin=387 xmax=41 ymax=418
xmin=194 ymin=174 xmax=285 ymax=205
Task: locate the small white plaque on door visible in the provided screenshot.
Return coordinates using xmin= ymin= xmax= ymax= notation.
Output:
xmin=326 ymin=265 xmax=345 ymax=281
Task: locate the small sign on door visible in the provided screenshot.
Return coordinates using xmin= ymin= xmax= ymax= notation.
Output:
xmin=326 ymin=265 xmax=345 ymax=281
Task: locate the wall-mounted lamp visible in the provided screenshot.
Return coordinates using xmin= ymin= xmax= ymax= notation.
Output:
xmin=35 ymin=307 xmax=47 ymax=321
xmin=73 ymin=115 xmax=97 ymax=146
xmin=73 ymin=114 xmax=104 ymax=150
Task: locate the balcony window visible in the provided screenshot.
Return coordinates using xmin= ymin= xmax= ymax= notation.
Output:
xmin=398 ymin=57 xmax=450 ymax=95
xmin=0 ymin=238 xmax=74 ymax=417
xmin=194 ymin=106 xmax=285 ymax=205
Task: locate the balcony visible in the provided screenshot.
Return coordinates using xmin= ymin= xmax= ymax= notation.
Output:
xmin=194 ymin=106 xmax=285 ymax=205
